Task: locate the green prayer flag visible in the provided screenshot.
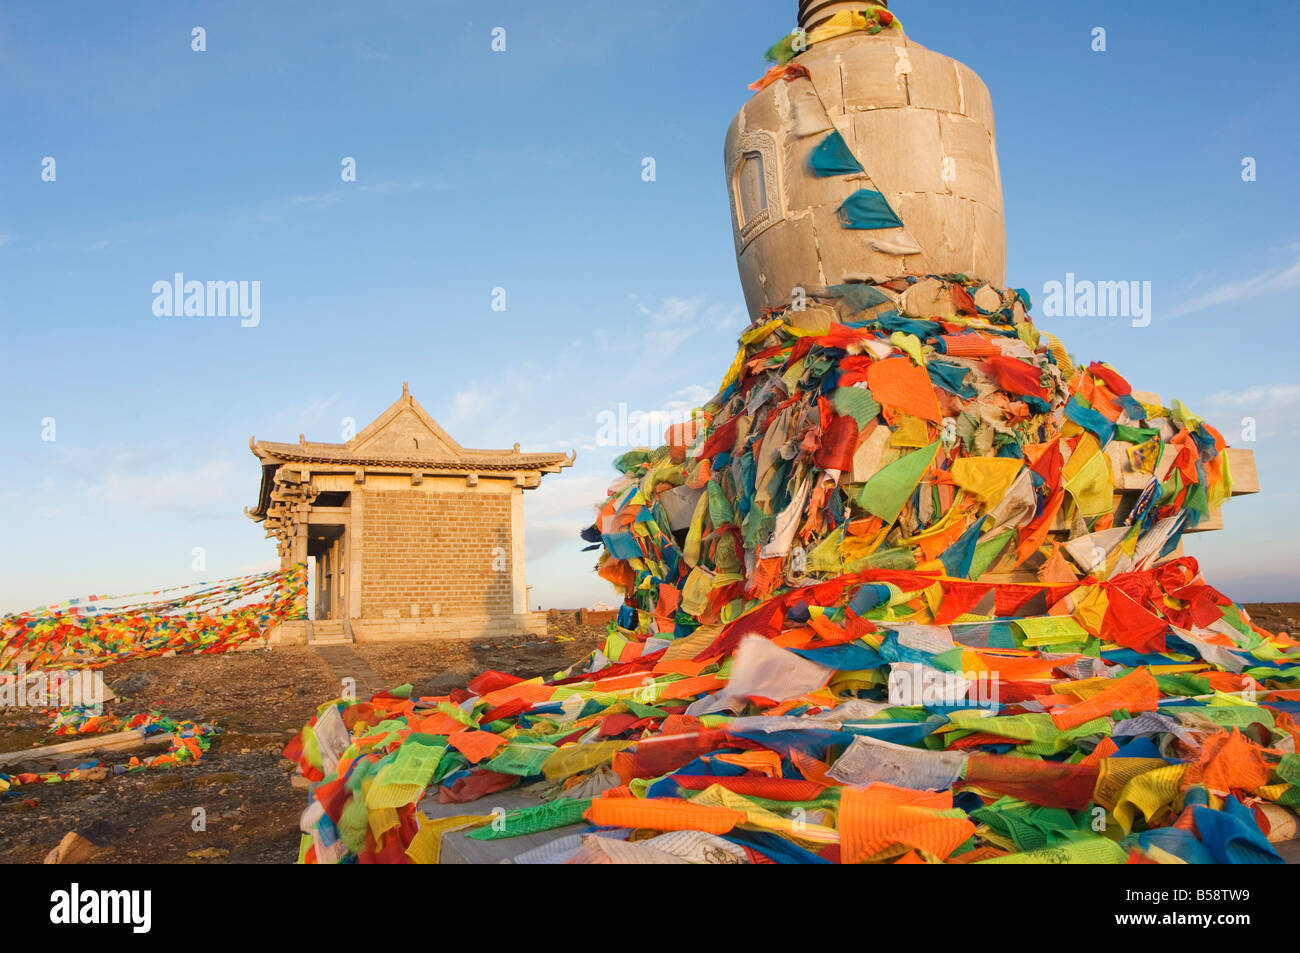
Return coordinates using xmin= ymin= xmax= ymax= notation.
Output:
xmin=831 ymin=386 xmax=882 ymax=427
xmin=464 ymin=798 xmax=592 ymax=840
xmin=969 ymin=529 xmax=1014 ymax=580
xmin=974 ymin=836 xmax=1127 ymax=864
xmin=485 ymin=742 xmax=558 ymax=777
xmin=858 ymin=441 xmax=939 ymax=523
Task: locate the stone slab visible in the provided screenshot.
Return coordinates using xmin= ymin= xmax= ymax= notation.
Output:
xmin=313 ymin=645 xmax=385 ymax=699
xmin=418 ymin=788 xmax=588 ymax=865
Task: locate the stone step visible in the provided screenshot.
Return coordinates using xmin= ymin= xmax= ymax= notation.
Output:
xmin=313 ymin=645 xmax=385 ymax=699
xmin=307 ymin=619 xmax=353 ymax=644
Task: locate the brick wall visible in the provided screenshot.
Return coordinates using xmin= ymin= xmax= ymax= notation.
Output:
xmin=360 ymin=489 xmax=513 ymax=618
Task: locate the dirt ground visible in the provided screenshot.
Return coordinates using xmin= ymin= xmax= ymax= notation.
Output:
xmin=4 ymin=606 xmax=1296 ymax=865
xmin=1242 ymin=603 xmax=1298 ymax=637
xmin=0 ymin=620 xmax=606 ymax=864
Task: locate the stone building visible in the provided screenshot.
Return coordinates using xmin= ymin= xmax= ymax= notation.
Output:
xmin=246 ymin=383 xmax=573 ymax=644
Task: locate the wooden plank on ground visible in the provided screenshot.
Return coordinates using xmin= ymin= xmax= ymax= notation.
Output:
xmin=0 ymin=728 xmax=173 ymax=768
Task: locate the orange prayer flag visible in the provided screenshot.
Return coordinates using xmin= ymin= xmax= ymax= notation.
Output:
xmin=866 ymin=357 xmax=943 ymax=423
xmin=853 ymin=782 xmax=953 ymax=810
xmin=1016 ymin=487 xmax=1065 ymax=564
xmin=847 ymin=516 xmax=884 ymax=538
xmin=771 ymin=626 xmax=818 ymax=649
xmin=412 ymin=712 xmax=465 ymax=735
xmin=477 ymin=680 xmax=555 ymax=709
xmin=713 ymin=750 xmax=783 ymax=777
xmin=839 ymin=785 xmax=973 ymax=863
xmin=1081 ymin=737 xmax=1120 ymax=766
xmin=1184 ymin=728 xmax=1272 ymax=796
xmin=598 ymin=558 xmax=636 ymax=590
xmin=585 ymin=795 xmax=745 ymax=834
xmin=971 ymin=652 xmax=1068 ymax=681
xmin=790 ymin=749 xmax=837 ymax=787
xmin=1201 ymin=671 xmax=1261 ymax=695
xmin=651 ymin=657 xmax=714 ymax=677
xmin=1050 ymin=667 xmax=1159 ymax=731
xmin=446 ymin=729 xmax=508 ymax=764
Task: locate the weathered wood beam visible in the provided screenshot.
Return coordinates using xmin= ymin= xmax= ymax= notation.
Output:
xmin=0 ymin=729 xmax=175 ymax=768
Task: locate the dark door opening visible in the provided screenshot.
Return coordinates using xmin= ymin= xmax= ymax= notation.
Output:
xmin=308 ymin=524 xmax=346 ymax=620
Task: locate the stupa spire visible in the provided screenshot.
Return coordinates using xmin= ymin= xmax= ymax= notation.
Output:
xmin=799 ymin=0 xmax=887 ymax=32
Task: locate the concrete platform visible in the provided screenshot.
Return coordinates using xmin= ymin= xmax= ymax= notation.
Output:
xmin=418 ymin=788 xmax=587 ymax=864
xmin=418 ymin=788 xmax=1300 ymax=864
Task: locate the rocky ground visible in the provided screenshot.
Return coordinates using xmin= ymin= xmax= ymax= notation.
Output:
xmin=1241 ymin=603 xmax=1298 ymax=638
xmin=3 ymin=606 xmax=1295 ymax=865
xmin=0 ymin=620 xmax=606 ymax=864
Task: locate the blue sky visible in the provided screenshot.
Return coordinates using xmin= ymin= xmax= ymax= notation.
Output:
xmin=2 ymin=0 xmax=1297 ymax=613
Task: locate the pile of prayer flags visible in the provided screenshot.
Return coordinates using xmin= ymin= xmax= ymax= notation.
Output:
xmin=285 ymin=573 xmax=1299 ymax=864
xmin=0 ymin=710 xmax=219 ymax=792
xmin=0 ymin=564 xmax=307 ymax=671
xmin=285 ymin=271 xmax=1295 ymax=863
xmin=282 ymin=8 xmax=1292 ymax=863
xmin=587 ymin=274 xmax=1230 ymax=621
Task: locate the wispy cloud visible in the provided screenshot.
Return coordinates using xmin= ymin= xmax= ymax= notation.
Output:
xmin=1165 ymin=258 xmax=1300 ymax=319
xmin=529 ymin=472 xmax=610 ymax=520
xmin=440 ymin=370 xmax=552 ymax=442
xmin=88 ymin=455 xmax=248 ymax=517
xmin=264 ymin=393 xmax=344 ymax=439
xmin=1201 ymin=383 xmax=1300 ymax=442
xmin=20 ymin=446 xmax=245 ymax=520
xmin=446 ymin=383 xmax=500 ymax=435
xmin=231 ymin=556 xmax=281 ymax=575
xmin=288 ymin=179 xmax=436 ymax=212
xmin=676 ymin=383 xmax=712 ymax=405
xmin=290 ymin=192 xmax=347 ymax=210
xmin=298 ymin=394 xmax=342 ymax=431
xmin=525 ymin=472 xmax=610 ymax=562
xmin=597 ymin=296 xmax=743 ymax=357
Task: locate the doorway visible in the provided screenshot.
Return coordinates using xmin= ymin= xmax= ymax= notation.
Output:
xmin=308 ymin=524 xmax=347 ymax=620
